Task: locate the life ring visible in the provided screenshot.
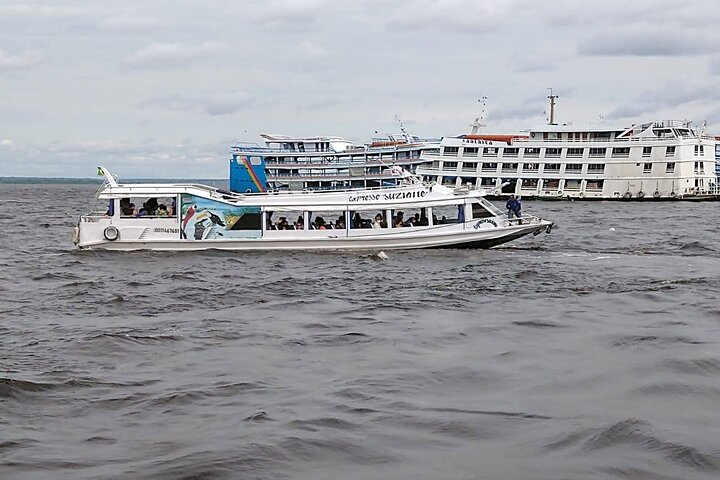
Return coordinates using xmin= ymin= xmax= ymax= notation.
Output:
xmin=623 ymin=192 xmax=632 ymax=199
xmin=103 ymin=226 xmax=119 ymax=241
xmin=557 ymin=190 xmax=563 ymax=196
xmin=578 ymin=192 xmax=585 ymax=198
xmin=637 ymin=191 xmax=645 ymax=198
xmin=669 ymin=191 xmax=677 ymax=198
xmin=653 ymin=191 xmax=660 ymax=198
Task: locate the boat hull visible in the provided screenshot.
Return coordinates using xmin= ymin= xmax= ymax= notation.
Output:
xmin=77 ymin=222 xmax=551 ymax=252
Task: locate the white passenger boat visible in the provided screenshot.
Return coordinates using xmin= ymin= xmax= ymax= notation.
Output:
xmin=73 ymin=167 xmax=553 ymax=251
xmin=417 ymin=95 xmax=719 ymax=200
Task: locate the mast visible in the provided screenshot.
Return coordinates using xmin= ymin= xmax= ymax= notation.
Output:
xmin=470 ymin=96 xmax=487 ymax=134
xmin=547 ymin=88 xmax=558 ymax=125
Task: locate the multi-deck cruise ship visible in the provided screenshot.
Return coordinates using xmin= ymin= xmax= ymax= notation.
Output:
xmin=417 ymin=96 xmax=719 ymax=200
xmin=230 ymin=132 xmax=438 ymax=193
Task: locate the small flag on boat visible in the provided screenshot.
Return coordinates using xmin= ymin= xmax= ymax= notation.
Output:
xmin=97 ymin=167 xmax=104 ymax=176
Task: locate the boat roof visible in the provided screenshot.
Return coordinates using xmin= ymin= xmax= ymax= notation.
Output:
xmin=95 ymin=167 xmax=486 ymax=211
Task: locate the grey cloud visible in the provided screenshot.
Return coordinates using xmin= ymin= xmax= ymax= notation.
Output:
xmin=140 ymin=91 xmax=252 ymax=116
xmin=0 ymin=49 xmax=41 ymax=70
xmin=513 ymin=59 xmax=555 ymax=73
xmin=382 ymin=0 xmax=507 ymax=34
xmin=488 ymin=100 xmax=546 ymax=122
xmin=0 ymin=3 xmax=89 ymax=16
xmin=100 ymin=14 xmax=167 ymax=32
xmin=579 ymin=31 xmax=716 ymax=57
xmin=608 ymin=82 xmax=720 ymax=119
xmin=124 ymin=41 xmax=224 ymax=68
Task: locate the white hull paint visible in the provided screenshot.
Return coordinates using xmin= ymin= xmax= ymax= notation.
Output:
xmin=77 ymin=222 xmax=548 ymax=251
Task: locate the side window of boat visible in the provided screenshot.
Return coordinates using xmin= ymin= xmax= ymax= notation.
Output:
xmin=472 ymin=201 xmax=494 ymax=219
xmin=119 ymin=196 xmax=177 ymax=218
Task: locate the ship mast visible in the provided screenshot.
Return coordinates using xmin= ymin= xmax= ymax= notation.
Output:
xmin=547 ymin=88 xmax=558 ymax=125
xmin=470 ymin=96 xmax=487 ymax=134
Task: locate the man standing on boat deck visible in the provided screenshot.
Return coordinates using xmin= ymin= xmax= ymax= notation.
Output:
xmin=506 ymin=195 xmax=517 ymax=219
xmin=513 ymin=196 xmax=522 ymax=223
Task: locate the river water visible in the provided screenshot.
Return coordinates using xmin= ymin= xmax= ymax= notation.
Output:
xmin=1 ymin=183 xmax=719 ymax=479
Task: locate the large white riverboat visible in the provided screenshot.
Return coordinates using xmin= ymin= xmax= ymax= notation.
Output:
xmin=73 ymin=167 xmax=552 ymax=251
xmin=417 ymin=112 xmax=719 ymax=200
xmin=230 ymin=132 xmax=438 ymax=193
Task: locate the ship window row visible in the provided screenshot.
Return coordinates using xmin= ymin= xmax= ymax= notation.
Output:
xmin=443 ymin=145 xmax=683 ymax=158
xmin=433 ymin=160 xmax=696 ymax=174
xmin=263 ymin=152 xmax=421 ymax=164
xmin=428 ymin=176 xmax=607 ymax=192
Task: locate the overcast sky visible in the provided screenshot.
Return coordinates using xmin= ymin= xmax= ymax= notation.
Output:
xmin=2 ymin=0 xmax=720 ymax=178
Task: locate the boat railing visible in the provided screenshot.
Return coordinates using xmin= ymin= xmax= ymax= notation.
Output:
xmin=511 ymin=135 xmax=713 ymax=144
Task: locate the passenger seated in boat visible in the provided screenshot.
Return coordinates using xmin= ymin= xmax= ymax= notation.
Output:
xmin=120 ymin=198 xmax=135 ymax=216
xmin=393 ymin=211 xmax=404 ymax=228
xmin=336 ymin=215 xmax=346 ymax=229
xmin=314 ymin=217 xmax=327 ymax=230
xmin=352 ymin=212 xmax=362 ymax=229
xmin=372 ymin=214 xmax=383 ymax=229
xmin=157 ymin=204 xmax=169 ymax=216
xmin=277 ymin=217 xmax=290 ymax=230
xmin=266 ymin=212 xmax=276 ymax=230
xmin=295 ymin=215 xmax=304 ymax=230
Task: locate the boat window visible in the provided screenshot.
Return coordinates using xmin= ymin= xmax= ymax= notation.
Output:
xmin=588 ymin=163 xmax=605 ymax=172
xmin=665 ymin=146 xmax=676 ymax=157
xmin=586 ymin=180 xmax=604 ymax=191
xmin=471 ymin=201 xmax=494 ymax=219
xmin=545 ymin=148 xmax=561 ymax=158
xmin=431 ymin=205 xmax=459 ymax=225
xmin=390 ymin=208 xmax=429 ymax=228
xmin=544 ymin=163 xmax=561 ymax=172
xmin=566 ymin=163 xmax=583 ymax=172
xmin=120 ymin=196 xmax=177 ymax=217
xmin=348 ymin=211 xmax=373 ymax=229
xmin=310 ymin=210 xmax=345 ymax=230
xmin=666 ymin=162 xmax=675 ymax=173
xmin=267 ymin=210 xmax=305 ymax=230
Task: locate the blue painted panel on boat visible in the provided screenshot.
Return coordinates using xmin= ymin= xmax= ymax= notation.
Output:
xmin=230 ymin=154 xmax=268 ymax=193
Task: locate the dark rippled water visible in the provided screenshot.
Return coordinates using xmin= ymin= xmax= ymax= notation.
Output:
xmin=2 ymin=183 xmax=720 ymax=480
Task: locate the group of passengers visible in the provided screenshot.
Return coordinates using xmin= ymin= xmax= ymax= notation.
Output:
xmin=119 ymin=198 xmax=175 ymax=217
xmin=266 ymin=208 xmax=450 ymax=230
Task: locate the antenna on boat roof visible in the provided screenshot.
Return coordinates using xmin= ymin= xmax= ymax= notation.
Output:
xmin=547 ymin=88 xmax=558 ymax=126
xmin=470 ymin=96 xmax=487 ymax=134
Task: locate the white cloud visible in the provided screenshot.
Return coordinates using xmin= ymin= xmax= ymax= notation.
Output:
xmin=140 ymin=91 xmax=252 ymax=116
xmin=0 ymin=49 xmax=41 ymax=70
xmin=0 ymin=3 xmax=88 ymax=16
xmin=100 ymin=14 xmax=166 ymax=32
xmin=124 ymin=41 xmax=225 ymax=67
xmin=1 ymin=139 xmax=14 ymax=147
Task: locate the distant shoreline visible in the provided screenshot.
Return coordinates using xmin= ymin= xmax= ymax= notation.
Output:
xmin=0 ymin=177 xmax=226 ymax=184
